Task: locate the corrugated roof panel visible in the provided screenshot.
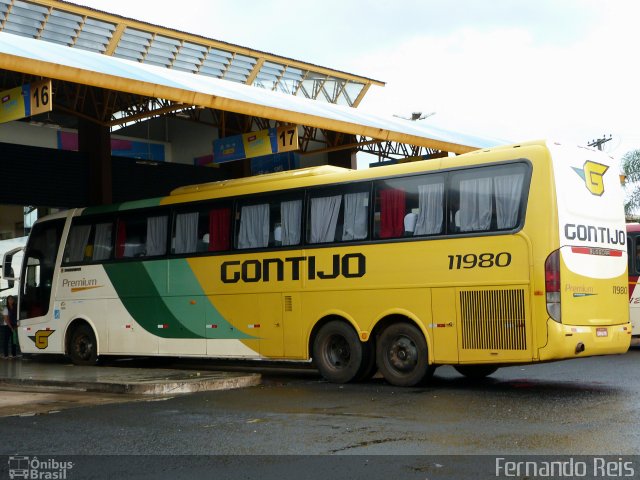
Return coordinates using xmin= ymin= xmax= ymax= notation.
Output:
xmin=174 ymin=51 xmax=202 ymax=65
xmin=199 ymin=65 xmax=224 ymax=77
xmin=49 ymin=8 xmax=83 ymax=23
xmin=5 ymin=11 xmax=43 ymax=30
xmin=3 ymin=22 xmax=38 ymax=38
xmin=144 ymin=52 xmax=171 ymax=66
xmin=40 ymin=29 xmax=72 ymax=45
xmin=41 ymin=20 xmax=76 ymax=37
xmin=77 ymin=29 xmax=109 ymax=45
xmin=223 ymin=70 xmax=249 ymax=83
xmin=122 ymin=27 xmax=152 ymax=41
xmin=13 ymin=1 xmax=47 ymax=15
xmin=182 ymin=41 xmax=207 ymax=54
xmin=172 ymin=59 xmax=197 ymax=72
xmin=113 ymin=45 xmax=143 ymax=61
xmin=147 ymin=45 xmax=174 ymax=60
xmin=154 ymin=34 xmax=181 ymax=47
xmin=75 ymin=41 xmax=106 ymax=54
xmin=13 ymin=0 xmax=47 ymax=13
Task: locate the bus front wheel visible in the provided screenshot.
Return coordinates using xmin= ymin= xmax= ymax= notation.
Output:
xmin=68 ymin=324 xmax=98 ymax=366
xmin=313 ymin=321 xmax=363 ymax=384
xmin=377 ymin=323 xmax=432 ymax=387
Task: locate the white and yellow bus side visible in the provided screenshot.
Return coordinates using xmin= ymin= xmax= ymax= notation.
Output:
xmin=3 ymin=140 xmax=630 ymax=386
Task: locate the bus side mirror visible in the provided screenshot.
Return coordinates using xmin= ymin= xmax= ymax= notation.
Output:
xmin=2 ymin=246 xmax=23 ymax=284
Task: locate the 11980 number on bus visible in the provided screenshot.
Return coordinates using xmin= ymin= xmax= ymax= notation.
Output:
xmin=448 ymin=252 xmax=512 ymax=270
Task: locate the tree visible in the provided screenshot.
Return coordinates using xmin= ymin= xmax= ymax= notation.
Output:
xmin=621 ymin=149 xmax=640 ymax=216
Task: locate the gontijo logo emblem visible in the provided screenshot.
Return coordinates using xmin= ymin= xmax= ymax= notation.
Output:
xmin=572 ymin=160 xmax=609 ymax=196
xmin=28 ymin=329 xmax=55 ymax=349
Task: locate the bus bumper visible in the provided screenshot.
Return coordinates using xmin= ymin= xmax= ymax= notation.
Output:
xmin=539 ymin=319 xmax=632 ymax=361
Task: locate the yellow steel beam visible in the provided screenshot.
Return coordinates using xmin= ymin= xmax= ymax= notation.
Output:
xmin=0 ymin=52 xmax=475 ymax=154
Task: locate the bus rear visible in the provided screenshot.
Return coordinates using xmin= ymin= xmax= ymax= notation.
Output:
xmin=540 ymin=142 xmax=630 ymax=360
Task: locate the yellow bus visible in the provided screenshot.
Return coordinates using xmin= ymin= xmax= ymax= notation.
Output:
xmin=2 ymin=140 xmax=631 ymax=386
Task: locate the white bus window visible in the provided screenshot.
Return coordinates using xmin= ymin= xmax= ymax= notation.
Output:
xmin=236 ymin=195 xmax=302 ymax=250
xmin=309 ymin=195 xmax=341 ymax=244
xmin=64 ymin=224 xmax=91 ymax=263
xmin=237 ymin=204 xmax=269 ymax=249
xmin=92 ymin=223 xmax=113 ymax=261
xmin=449 ymin=164 xmax=526 ymax=234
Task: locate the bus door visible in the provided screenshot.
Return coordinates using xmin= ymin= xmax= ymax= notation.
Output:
xmin=18 ymin=219 xmax=65 ymax=352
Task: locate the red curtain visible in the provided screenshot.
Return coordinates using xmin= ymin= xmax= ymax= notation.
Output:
xmin=380 ymin=189 xmax=405 ymax=238
xmin=115 ymin=221 xmax=126 ymax=258
xmin=209 ymin=208 xmax=231 ymax=251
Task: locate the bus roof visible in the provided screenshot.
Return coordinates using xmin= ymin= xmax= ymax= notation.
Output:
xmin=170 ymin=165 xmax=351 ymax=196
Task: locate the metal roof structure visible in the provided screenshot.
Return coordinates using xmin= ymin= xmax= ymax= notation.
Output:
xmin=0 ymin=0 xmax=382 ymax=107
xmin=0 ymin=31 xmax=499 ymax=154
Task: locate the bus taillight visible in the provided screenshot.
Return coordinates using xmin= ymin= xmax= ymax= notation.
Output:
xmin=545 ymin=250 xmax=561 ymax=323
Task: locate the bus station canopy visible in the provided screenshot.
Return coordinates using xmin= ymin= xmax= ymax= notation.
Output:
xmin=0 ymin=31 xmax=500 ymax=155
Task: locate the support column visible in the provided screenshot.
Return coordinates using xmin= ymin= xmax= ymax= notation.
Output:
xmin=78 ymin=119 xmax=112 ymax=205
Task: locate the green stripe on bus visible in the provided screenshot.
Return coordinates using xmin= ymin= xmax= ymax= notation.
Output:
xmin=104 ymin=261 xmax=253 ymax=340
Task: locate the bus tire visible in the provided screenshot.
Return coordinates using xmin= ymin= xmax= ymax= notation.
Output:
xmin=454 ymin=365 xmax=498 ymax=379
xmin=354 ymin=339 xmax=377 ymax=382
xmin=313 ymin=320 xmax=363 ymax=384
xmin=68 ymin=324 xmax=98 ymax=366
xmin=376 ymin=323 xmax=432 ymax=387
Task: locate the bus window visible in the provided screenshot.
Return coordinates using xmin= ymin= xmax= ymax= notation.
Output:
xmin=116 ymin=213 xmax=168 ymax=258
xmin=172 ymin=204 xmax=231 ymax=254
xmin=448 ymin=163 xmax=526 ymax=233
xmin=374 ymin=173 xmax=444 ymax=239
xmin=307 ymin=183 xmax=370 ymax=244
xmin=62 ymin=220 xmax=114 ymax=265
xmin=236 ymin=194 xmax=303 ymax=249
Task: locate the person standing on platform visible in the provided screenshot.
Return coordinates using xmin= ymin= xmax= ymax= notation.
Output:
xmin=2 ymin=295 xmax=18 ymax=359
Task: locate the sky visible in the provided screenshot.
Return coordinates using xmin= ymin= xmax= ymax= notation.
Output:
xmin=71 ymin=0 xmax=640 ymax=166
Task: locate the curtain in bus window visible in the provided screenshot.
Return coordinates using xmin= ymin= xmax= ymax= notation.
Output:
xmin=380 ymin=189 xmax=405 ymax=238
xmin=174 ymin=212 xmax=199 ymax=254
xmin=459 ymin=178 xmax=492 ymax=231
xmin=92 ymin=223 xmax=113 ymax=261
xmin=494 ymin=174 xmax=524 ymax=229
xmin=238 ymin=204 xmax=269 ymax=249
xmin=65 ymin=224 xmax=91 ymax=263
xmin=310 ymin=195 xmax=341 ymax=243
xmin=209 ymin=208 xmax=231 ymax=251
xmin=281 ymin=200 xmax=302 ymax=246
xmin=342 ymin=192 xmax=368 ymax=241
xmin=414 ymin=183 xmax=444 ymax=235
xmin=146 ymin=216 xmax=168 ymax=256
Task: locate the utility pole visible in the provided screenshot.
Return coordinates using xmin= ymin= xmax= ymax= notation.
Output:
xmin=588 ymin=134 xmax=612 ymax=151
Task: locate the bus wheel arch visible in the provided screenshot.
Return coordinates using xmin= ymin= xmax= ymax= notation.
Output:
xmin=310 ymin=315 xmax=372 ymax=384
xmin=373 ymin=315 xmax=434 ymax=387
xmin=66 ymin=319 xmax=99 ymax=366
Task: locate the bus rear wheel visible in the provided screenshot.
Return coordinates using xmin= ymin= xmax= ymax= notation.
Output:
xmin=377 ymin=323 xmax=432 ymax=387
xmin=68 ymin=324 xmax=98 ymax=366
xmin=313 ymin=321 xmax=363 ymax=384
xmin=454 ymin=365 xmax=498 ymax=379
